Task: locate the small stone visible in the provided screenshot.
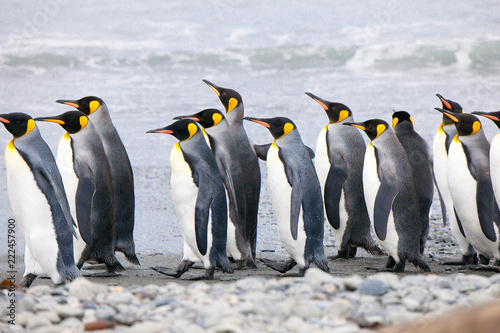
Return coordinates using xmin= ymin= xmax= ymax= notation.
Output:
xmin=402 ymin=297 xmax=422 ymax=312
xmin=58 ymin=317 xmax=83 ymax=329
xmin=36 ymin=310 xmax=61 ymax=324
xmin=95 ymin=305 xmax=116 ymax=321
xmin=304 ymin=268 xmax=336 ymax=284
xmin=26 ymin=315 xmax=52 ymax=329
xmin=68 ymin=277 xmax=108 ymax=301
xmin=54 ymin=304 xmax=84 ymax=319
xmin=330 ymin=322 xmax=360 ymax=333
xmin=26 ymin=285 xmax=53 ymax=296
xmin=127 ymin=321 xmax=165 ymax=333
xmin=343 ymin=275 xmax=363 ymax=291
xmin=357 ymin=279 xmax=389 ymax=296
xmin=84 ymin=320 xmax=115 ymax=331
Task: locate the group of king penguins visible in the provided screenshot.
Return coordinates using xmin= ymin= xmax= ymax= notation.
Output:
xmin=4 ymin=81 xmax=500 ymax=287
xmin=0 ymin=97 xmax=138 ymax=287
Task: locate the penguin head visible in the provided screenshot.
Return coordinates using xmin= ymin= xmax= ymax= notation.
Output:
xmin=392 ymin=110 xmax=413 ymax=129
xmin=305 ymin=92 xmax=352 ymax=124
xmin=436 ymin=94 xmax=463 ymax=125
xmin=343 ymin=119 xmax=389 ymax=141
xmin=243 ymin=116 xmax=296 ymax=139
xmin=56 ymin=96 xmax=105 ymax=116
xmin=173 ymin=108 xmax=225 ymax=128
xmin=35 ymin=111 xmax=89 ymax=134
xmin=436 ymin=109 xmax=482 ymax=136
xmin=203 ymin=79 xmax=243 ymax=114
xmin=472 ymin=111 xmax=500 ymax=130
xmin=147 ymin=119 xmax=200 ymax=141
xmin=0 ymin=113 xmax=37 ymax=138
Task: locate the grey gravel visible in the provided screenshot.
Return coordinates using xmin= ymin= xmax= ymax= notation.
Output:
xmin=2 ymin=272 xmax=500 ymax=332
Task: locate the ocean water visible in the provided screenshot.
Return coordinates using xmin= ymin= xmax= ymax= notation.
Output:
xmin=1 ymin=0 xmax=500 ymax=261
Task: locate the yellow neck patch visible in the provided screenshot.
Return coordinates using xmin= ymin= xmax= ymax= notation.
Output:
xmin=187 ymin=122 xmax=198 ymax=140
xmin=337 ymin=110 xmax=349 ymax=123
xmin=376 ymin=124 xmax=386 ymax=138
xmin=453 ymin=134 xmax=460 ymax=142
xmin=409 ymin=116 xmax=414 ymax=124
xmin=7 ymin=139 xmax=15 ymax=151
xmin=212 ymin=112 xmax=223 ymax=126
xmin=79 ymin=116 xmax=88 ymax=129
xmin=392 ymin=118 xmax=399 ymax=129
xmin=283 ymin=122 xmax=294 ymax=137
xmin=227 ymin=98 xmax=238 ymax=113
xmin=63 ymin=132 xmax=71 ymax=140
xmin=89 ymin=100 xmax=100 ymax=114
xmin=471 ymin=121 xmax=481 ymax=135
xmin=22 ymin=119 xmax=36 ymax=137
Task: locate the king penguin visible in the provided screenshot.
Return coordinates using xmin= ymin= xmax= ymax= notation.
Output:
xmin=55 ymin=97 xmax=138 ymax=265
xmin=344 ymin=119 xmax=430 ymax=272
xmin=203 ymin=80 xmax=260 ymax=260
xmin=437 ymin=110 xmax=500 ymax=268
xmin=0 ymin=112 xmax=80 ymax=287
xmin=147 ymin=119 xmax=233 ymax=279
xmin=392 ymin=111 xmax=433 ymax=254
xmin=305 ymin=92 xmax=382 ymax=259
xmin=174 ymin=108 xmax=256 ymax=269
xmin=243 ymin=116 xmax=329 ymax=276
xmin=432 ymin=94 xmax=477 ymax=265
xmin=473 ymin=110 xmax=500 ymax=219
xmin=35 ymin=111 xmax=124 ymax=276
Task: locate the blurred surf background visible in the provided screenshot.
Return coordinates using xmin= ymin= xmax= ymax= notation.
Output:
xmin=0 ymin=0 xmax=499 ymax=260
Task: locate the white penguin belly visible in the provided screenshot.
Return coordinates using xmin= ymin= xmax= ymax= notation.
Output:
xmin=363 ymin=144 xmax=399 ymax=261
xmin=56 ymin=134 xmax=86 ymax=263
xmin=225 ymin=189 xmax=241 ymax=260
xmin=170 ymin=144 xmax=213 ymax=267
xmin=448 ymin=141 xmax=499 ymax=259
xmin=5 ymin=143 xmax=61 ymax=282
xmin=433 ymin=130 xmax=471 ymax=254
xmin=490 ymin=134 xmax=500 ymax=209
xmin=267 ymin=144 xmax=307 ymax=267
xmin=315 ymin=127 xmax=348 ymax=247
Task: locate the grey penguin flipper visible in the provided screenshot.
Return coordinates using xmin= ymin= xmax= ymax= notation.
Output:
xmin=374 ymin=180 xmax=398 ymax=241
xmin=306 ymin=146 xmax=315 ymax=159
xmin=281 ymin=154 xmax=302 ymax=241
xmin=433 ymin=170 xmax=447 ymax=226
xmin=35 ymin=167 xmax=78 ymax=239
xmin=194 ymin=172 xmax=213 ymax=256
xmin=75 ymin=175 xmax=95 ymax=245
xmin=476 ymin=176 xmax=498 ymax=242
xmin=324 ymin=164 xmax=347 ymax=230
xmin=254 ymin=143 xmax=272 ymax=161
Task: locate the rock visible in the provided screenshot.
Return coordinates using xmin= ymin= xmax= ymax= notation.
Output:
xmin=357 ymin=279 xmax=389 ymax=296
xmin=26 ymin=315 xmax=52 ymax=329
xmin=343 ymin=275 xmax=363 ymax=291
xmin=54 ymin=304 xmax=84 ymax=319
xmin=36 ymin=310 xmax=61 ymax=324
xmin=68 ymin=277 xmax=108 ymax=301
xmin=26 ymin=285 xmax=53 ymax=296
xmin=304 ymin=268 xmax=336 ymax=284
xmin=127 ymin=321 xmax=166 ymax=333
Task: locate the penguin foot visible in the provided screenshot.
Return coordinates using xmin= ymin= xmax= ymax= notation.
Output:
xmin=260 ymin=258 xmax=297 ymax=273
xmin=329 ymin=246 xmax=357 ymax=260
xmin=235 ymin=257 xmax=257 ymax=270
xmin=443 ymin=255 xmax=479 ymax=266
xmin=362 ymin=239 xmax=385 ymax=256
xmin=20 ymin=274 xmax=37 ymax=288
xmin=279 ymin=268 xmax=307 ymax=278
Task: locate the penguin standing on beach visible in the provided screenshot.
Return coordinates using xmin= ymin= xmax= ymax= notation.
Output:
xmin=473 ymin=110 xmax=500 ymax=216
xmin=35 ymin=111 xmax=124 ymax=276
xmin=437 ymin=110 xmax=500 ymax=268
xmin=432 ymin=94 xmax=477 ymax=265
xmin=392 ymin=111 xmax=433 ymax=254
xmin=344 ymin=119 xmax=430 ymax=272
xmin=174 ymin=108 xmax=255 ymax=268
xmin=56 ymin=97 xmax=138 ymax=265
xmin=147 ymin=119 xmax=233 ymax=279
xmin=0 ymin=113 xmax=80 ymax=287
xmin=305 ymin=93 xmax=382 ymax=259
xmin=244 ymin=116 xmax=329 ymax=276
xmin=203 ymin=80 xmax=260 ymax=260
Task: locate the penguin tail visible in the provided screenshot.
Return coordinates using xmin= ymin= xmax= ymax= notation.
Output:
xmin=115 ymin=242 xmax=141 ymax=265
xmin=124 ymin=252 xmax=140 ymax=266
xmin=361 ymin=238 xmax=385 ymax=256
xmin=409 ymin=256 xmax=431 ymax=273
